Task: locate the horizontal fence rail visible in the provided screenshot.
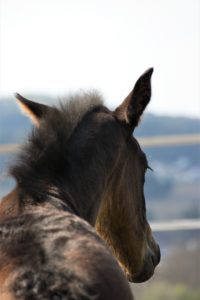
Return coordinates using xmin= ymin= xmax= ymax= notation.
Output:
xmin=0 ymin=134 xmax=200 ymax=154
xmin=151 ymin=219 xmax=200 ymax=232
xmin=139 ymin=134 xmax=200 ymax=148
xmin=0 ymin=144 xmax=21 ymax=154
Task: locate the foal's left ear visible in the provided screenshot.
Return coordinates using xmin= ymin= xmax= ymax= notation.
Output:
xmin=115 ymin=68 xmax=153 ymax=131
xmin=15 ymin=93 xmax=50 ymax=126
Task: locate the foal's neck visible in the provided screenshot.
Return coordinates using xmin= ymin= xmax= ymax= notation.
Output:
xmin=8 ymin=126 xmax=117 ymax=225
xmin=2 ymin=171 xmax=107 ymax=225
xmin=57 ymin=171 xmax=108 ymax=225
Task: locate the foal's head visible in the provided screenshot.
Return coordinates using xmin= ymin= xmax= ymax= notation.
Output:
xmin=14 ymin=68 xmax=160 ymax=283
xmin=95 ymin=68 xmax=160 ymax=282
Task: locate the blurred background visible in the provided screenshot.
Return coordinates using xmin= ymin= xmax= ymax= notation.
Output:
xmin=0 ymin=1 xmax=199 ymax=299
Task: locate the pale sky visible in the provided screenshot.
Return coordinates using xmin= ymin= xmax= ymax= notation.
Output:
xmin=0 ymin=0 xmax=199 ymax=117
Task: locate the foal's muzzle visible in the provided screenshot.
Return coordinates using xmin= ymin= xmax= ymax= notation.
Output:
xmin=129 ymin=243 xmax=161 ymax=283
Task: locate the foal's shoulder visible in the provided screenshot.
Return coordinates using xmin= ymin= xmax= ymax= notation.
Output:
xmin=0 ymin=211 xmax=133 ymax=300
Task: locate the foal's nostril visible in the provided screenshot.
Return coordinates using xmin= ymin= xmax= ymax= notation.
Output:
xmin=151 ymin=244 xmax=161 ymax=267
xmin=151 ymin=253 xmax=157 ymax=267
xmin=156 ymin=244 xmax=161 ymax=265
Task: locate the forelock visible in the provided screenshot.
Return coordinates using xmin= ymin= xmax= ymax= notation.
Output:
xmin=55 ymin=91 xmax=104 ymax=137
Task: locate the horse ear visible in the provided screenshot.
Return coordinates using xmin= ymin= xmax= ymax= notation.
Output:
xmin=115 ymin=68 xmax=153 ymax=132
xmin=15 ymin=93 xmax=50 ymax=126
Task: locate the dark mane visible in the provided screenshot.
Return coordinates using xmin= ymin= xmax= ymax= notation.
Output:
xmin=10 ymin=92 xmax=104 ymax=199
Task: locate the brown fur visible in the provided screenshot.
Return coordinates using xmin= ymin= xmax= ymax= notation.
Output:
xmin=0 ymin=254 xmax=15 ymax=300
xmin=0 ymin=189 xmax=20 ymax=221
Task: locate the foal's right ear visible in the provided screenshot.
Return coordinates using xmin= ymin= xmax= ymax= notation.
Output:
xmin=114 ymin=68 xmax=153 ymax=133
xmin=15 ymin=93 xmax=50 ymax=126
